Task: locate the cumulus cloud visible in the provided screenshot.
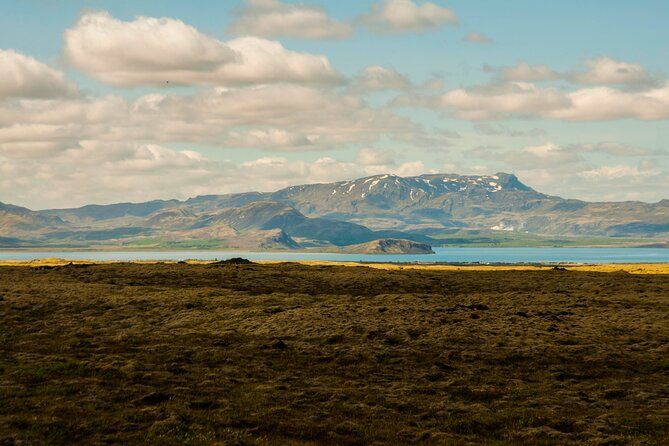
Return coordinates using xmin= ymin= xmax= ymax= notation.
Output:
xmin=0 ymin=141 xmax=220 ymax=208
xmin=143 ymin=85 xmax=413 ymax=146
xmin=229 ymin=0 xmax=352 ymax=40
xmin=497 ymin=57 xmax=661 ymax=88
xmin=551 ymin=84 xmax=669 ymax=121
xmin=518 ymin=164 xmax=668 ymax=202
xmin=0 ymin=140 xmax=431 ymax=209
xmin=468 ymin=143 xmax=582 ymax=170
xmin=522 ymin=143 xmax=581 ymax=164
xmin=566 ymin=142 xmax=666 ymax=157
xmin=502 ymin=62 xmax=559 ymax=82
xmin=111 ymin=144 xmax=206 ymax=172
xmin=239 ymin=155 xmax=431 ymax=185
xmin=395 ymin=160 xmax=431 ymax=176
xmin=473 ymin=123 xmax=547 ymax=137
xmin=63 ymin=11 xmax=236 ymax=77
xmin=464 ymin=32 xmax=492 ymax=44
xmin=225 ymin=128 xmax=316 ymax=150
xmin=356 ymin=148 xmax=396 ymax=166
xmin=571 ymin=57 xmax=657 ymax=87
xmin=63 ymin=11 xmax=341 ymax=86
xmin=2 ymin=133 xmax=666 ymax=208
xmin=462 ymin=142 xmax=669 ymax=202
xmin=0 ymin=84 xmax=415 ymax=156
xmin=359 ymin=0 xmax=457 ymax=34
xmin=579 ymin=164 xmax=654 ymax=180
xmin=352 ymin=66 xmax=411 ymax=91
xmin=440 ymin=82 xmax=570 ymax=120
xmin=436 ymin=79 xmax=669 ymax=121
xmin=0 ymin=49 xmax=76 ymax=99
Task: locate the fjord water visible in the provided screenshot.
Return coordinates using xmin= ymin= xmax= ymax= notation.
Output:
xmin=1 ymin=248 xmax=668 ymax=264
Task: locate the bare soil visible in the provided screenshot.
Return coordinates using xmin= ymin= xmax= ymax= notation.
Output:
xmin=1 ymin=262 xmax=668 ymax=445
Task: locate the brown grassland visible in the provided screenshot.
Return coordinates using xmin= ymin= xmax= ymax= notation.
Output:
xmin=1 ymin=261 xmax=668 ymax=445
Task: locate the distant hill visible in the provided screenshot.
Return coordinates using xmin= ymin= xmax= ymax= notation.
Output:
xmin=268 ymin=173 xmax=669 ymax=237
xmin=336 ymin=239 xmax=435 ymax=254
xmin=45 ymin=199 xmax=179 ymax=222
xmin=0 ymin=172 xmax=667 ymax=249
xmin=0 ymin=202 xmax=68 ymax=237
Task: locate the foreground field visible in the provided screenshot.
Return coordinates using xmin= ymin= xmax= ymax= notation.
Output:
xmin=1 ymin=263 xmax=668 ymax=445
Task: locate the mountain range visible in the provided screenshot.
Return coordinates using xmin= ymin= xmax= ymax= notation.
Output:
xmin=1 ymin=172 xmax=668 ymax=250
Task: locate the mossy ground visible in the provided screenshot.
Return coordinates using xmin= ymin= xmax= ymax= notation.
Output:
xmin=1 ymin=262 xmax=668 ymax=445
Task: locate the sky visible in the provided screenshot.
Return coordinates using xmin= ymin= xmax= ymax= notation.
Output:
xmin=1 ymin=0 xmax=668 ymax=209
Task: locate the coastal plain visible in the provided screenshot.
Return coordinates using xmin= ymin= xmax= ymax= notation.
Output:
xmin=1 ymin=261 xmax=668 ymax=445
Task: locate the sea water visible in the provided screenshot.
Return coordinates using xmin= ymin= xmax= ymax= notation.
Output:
xmin=0 ymin=248 xmax=668 ymax=264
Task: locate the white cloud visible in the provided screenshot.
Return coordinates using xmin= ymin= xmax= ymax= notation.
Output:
xmin=111 ymin=144 xmax=206 ymax=172
xmin=395 ymin=160 xmax=431 ymax=176
xmin=225 ymin=128 xmax=316 ymax=150
xmin=353 ymin=66 xmax=411 ymax=91
xmin=221 ymin=37 xmax=342 ymax=85
xmin=440 ymin=82 xmax=570 ymax=120
xmin=461 ymin=143 xmax=669 ymax=202
xmin=359 ymin=0 xmax=457 ymax=34
xmin=0 ymin=142 xmax=223 ymax=208
xmin=229 ymin=0 xmax=352 ymax=40
xmin=473 ymin=123 xmax=546 ymax=137
xmin=517 ymin=165 xmax=669 ymax=202
xmin=579 ymin=164 xmax=651 ymax=180
xmin=0 ymin=141 xmax=433 ymax=208
xmin=549 ymin=84 xmax=669 ymax=121
xmin=356 ymin=148 xmax=395 ymax=166
xmin=464 ymin=32 xmax=492 ymax=44
xmin=0 ymin=49 xmax=76 ymax=99
xmin=63 ymin=11 xmax=341 ymax=86
xmin=63 ymin=11 xmax=235 ymax=79
xmin=572 ymin=57 xmax=656 ymax=87
xmin=436 ymin=79 xmax=669 ymax=121
xmin=0 ymin=84 xmax=415 ymax=156
xmin=141 ymin=85 xmax=413 ymax=146
xmin=238 ymin=155 xmax=418 ymax=186
xmin=2 ymin=134 xmax=667 ymax=208
xmin=567 ymin=142 xmax=665 ymax=157
xmin=468 ymin=143 xmax=582 ymax=170
xmin=523 ymin=143 xmax=579 ymax=163
xmin=502 ymin=62 xmax=559 ymax=82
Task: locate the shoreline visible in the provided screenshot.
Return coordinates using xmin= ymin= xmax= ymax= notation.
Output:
xmin=0 ymin=243 xmax=666 ymax=252
xmin=0 ymin=257 xmax=668 ymax=274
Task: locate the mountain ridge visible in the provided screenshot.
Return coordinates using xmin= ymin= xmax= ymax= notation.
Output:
xmin=1 ymin=172 xmax=668 ymax=249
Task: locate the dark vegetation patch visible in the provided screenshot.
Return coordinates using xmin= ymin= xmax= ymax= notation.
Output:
xmin=210 ymin=257 xmax=254 ymax=265
xmin=1 ymin=263 xmax=668 ymax=444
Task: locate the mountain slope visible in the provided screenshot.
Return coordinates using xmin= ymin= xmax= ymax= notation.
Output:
xmin=0 ymin=202 xmax=68 ymax=237
xmin=2 ymin=171 xmax=668 ymax=249
xmin=45 ymin=200 xmax=180 ymax=223
xmin=193 ymin=201 xmax=379 ymax=246
xmin=337 ymin=239 xmax=435 ymax=254
xmin=268 ymin=173 xmax=669 ymax=236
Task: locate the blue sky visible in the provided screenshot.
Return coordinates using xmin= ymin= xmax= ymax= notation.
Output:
xmin=0 ymin=0 xmax=668 ymax=208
